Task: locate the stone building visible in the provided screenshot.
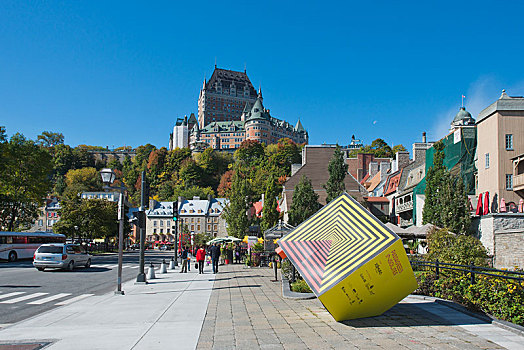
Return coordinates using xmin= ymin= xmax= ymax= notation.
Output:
xmin=198 ymin=67 xmax=258 ymax=128
xmin=29 ymin=197 xmax=61 ymax=232
xmin=190 ymin=89 xmax=308 ymax=152
xmin=145 ymin=197 xmax=228 ymax=243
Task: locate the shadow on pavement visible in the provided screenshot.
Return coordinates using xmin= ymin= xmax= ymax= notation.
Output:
xmin=0 ymin=285 xmax=41 ymax=288
xmin=341 ymin=302 xmax=488 ymax=328
xmin=40 ymin=267 xmax=111 ymax=273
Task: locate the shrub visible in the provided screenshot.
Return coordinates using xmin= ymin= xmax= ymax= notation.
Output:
xmin=413 ymin=229 xmax=524 ymax=326
xmin=426 ymin=227 xmax=489 ymax=266
xmin=291 ymin=279 xmax=312 ymax=293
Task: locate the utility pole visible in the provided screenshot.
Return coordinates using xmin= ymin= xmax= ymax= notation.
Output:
xmin=136 ymin=170 xmax=147 ymax=283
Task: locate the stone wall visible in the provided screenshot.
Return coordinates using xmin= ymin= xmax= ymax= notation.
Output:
xmin=472 ymin=213 xmax=524 ymax=269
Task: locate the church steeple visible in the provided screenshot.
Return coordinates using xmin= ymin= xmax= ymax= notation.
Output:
xmin=258 ymin=86 xmax=263 ymax=100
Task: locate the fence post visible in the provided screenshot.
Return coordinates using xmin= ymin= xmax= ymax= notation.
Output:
xmin=291 ymin=264 xmax=296 ymax=283
xmin=470 ymin=262 xmax=476 ymax=285
xmin=435 ymin=259 xmax=440 ymax=280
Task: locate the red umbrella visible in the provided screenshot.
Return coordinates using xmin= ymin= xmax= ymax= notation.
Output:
xmin=519 ymin=199 xmax=524 ymax=213
xmin=475 ymin=193 xmax=483 ymax=216
xmin=483 ymin=192 xmax=490 ymax=215
xmin=500 ymin=198 xmax=507 ymax=212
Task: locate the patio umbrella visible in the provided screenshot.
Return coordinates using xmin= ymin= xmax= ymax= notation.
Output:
xmin=520 ymin=199 xmax=524 ymax=213
xmin=278 ymin=192 xmax=417 ymax=321
xmin=483 ymin=192 xmax=490 ymax=215
xmin=500 ymin=198 xmax=507 ymax=213
xmin=475 ymin=193 xmax=483 ymax=216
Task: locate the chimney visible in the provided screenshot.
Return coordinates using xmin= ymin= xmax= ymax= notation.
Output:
xmin=422 ymin=132 xmax=427 ymax=143
xmin=149 ymin=199 xmax=156 ymax=210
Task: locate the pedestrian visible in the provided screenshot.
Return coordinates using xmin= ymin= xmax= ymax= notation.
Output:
xmin=180 ymin=246 xmax=188 ymax=273
xmin=210 ymin=243 xmax=221 ymax=274
xmin=196 ymin=245 xmax=206 ymax=274
xmin=187 ymin=249 xmax=191 ymax=271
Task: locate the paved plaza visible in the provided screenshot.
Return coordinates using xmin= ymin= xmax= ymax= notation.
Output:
xmin=0 ymin=263 xmax=523 ymax=349
xmin=197 ymin=265 xmax=524 ymax=350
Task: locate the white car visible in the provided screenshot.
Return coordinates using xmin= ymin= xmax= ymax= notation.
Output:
xmin=33 ymin=244 xmax=92 ymax=271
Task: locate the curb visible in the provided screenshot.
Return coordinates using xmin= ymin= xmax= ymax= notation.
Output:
xmin=281 ymin=278 xmax=316 ymax=300
xmin=409 ymin=294 xmax=524 ymax=337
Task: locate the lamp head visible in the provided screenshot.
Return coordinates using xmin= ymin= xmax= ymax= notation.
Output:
xmin=100 ymin=168 xmax=116 ymax=185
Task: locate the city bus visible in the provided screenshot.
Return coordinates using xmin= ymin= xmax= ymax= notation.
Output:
xmin=0 ymin=231 xmax=66 ymax=262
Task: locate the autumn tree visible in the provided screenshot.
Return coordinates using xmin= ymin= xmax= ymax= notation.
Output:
xmin=323 ymin=145 xmax=348 ymax=203
xmin=289 ymin=175 xmax=321 ymax=226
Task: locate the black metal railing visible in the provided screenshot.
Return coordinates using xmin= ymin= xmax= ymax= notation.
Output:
xmin=410 ymin=258 xmax=524 ymax=284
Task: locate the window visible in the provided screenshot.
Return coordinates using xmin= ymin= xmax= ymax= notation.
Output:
xmin=191 ymin=225 xmax=195 ymax=231
xmin=38 ymin=219 xmax=43 ymax=226
xmin=197 ymin=225 xmax=200 ymax=231
xmin=153 ymin=229 xmax=157 ymax=233
xmin=160 ymin=229 xmax=163 ymax=234
xmin=160 ymin=220 xmax=163 ymax=226
xmin=506 ymin=174 xmax=513 ymax=190
xmin=167 ymin=229 xmax=170 ymax=233
xmin=506 ymin=134 xmax=513 ymax=150
xmin=153 ymin=220 xmax=158 ymax=227
xmin=485 ymin=153 xmax=490 ymax=169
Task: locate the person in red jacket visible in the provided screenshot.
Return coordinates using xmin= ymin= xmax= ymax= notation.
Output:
xmin=196 ymin=245 xmax=206 ymax=274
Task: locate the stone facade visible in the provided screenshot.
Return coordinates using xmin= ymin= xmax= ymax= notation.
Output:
xmin=198 ymin=67 xmax=258 ymax=128
xmin=472 ymin=213 xmax=524 ymax=269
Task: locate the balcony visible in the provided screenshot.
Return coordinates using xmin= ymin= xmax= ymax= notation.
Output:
xmin=512 ymin=154 xmax=524 ymax=199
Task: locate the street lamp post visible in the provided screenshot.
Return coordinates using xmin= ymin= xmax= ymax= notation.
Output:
xmin=136 ymin=170 xmax=147 ymax=283
xmin=100 ymin=168 xmax=125 ymax=295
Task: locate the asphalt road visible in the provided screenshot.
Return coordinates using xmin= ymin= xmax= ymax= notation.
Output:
xmin=0 ymin=250 xmax=177 ymax=326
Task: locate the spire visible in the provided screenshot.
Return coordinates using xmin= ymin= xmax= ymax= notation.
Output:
xmin=258 ymin=85 xmax=262 ymax=99
xmin=295 ymin=119 xmax=305 ymax=133
xmin=202 ymin=78 xmax=206 ymax=90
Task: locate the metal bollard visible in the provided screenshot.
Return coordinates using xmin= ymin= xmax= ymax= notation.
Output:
xmin=147 ymin=262 xmax=156 ymax=280
xmin=159 ymin=259 xmax=167 ymax=274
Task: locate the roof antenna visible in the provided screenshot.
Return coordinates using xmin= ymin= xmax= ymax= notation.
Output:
xmin=244 ymin=62 xmax=247 ymax=73
xmin=214 ymin=57 xmax=217 ymax=68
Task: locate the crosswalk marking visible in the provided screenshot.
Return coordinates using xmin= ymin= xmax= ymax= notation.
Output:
xmin=27 ymin=293 xmax=71 ymax=305
xmin=55 ymin=294 xmax=94 ymax=306
xmin=0 ymin=292 xmax=48 ymax=304
xmin=0 ymin=292 xmax=25 ymax=300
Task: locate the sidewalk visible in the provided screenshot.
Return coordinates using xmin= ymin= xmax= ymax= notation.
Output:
xmin=1 ymin=263 xmax=523 ymax=350
xmin=0 ymin=262 xmax=215 ymax=350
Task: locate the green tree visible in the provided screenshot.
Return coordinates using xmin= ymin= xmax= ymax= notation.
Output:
xmin=0 ymin=133 xmax=53 ymax=231
xmin=261 ymin=175 xmax=279 ymax=232
xmin=54 ymin=198 xmax=130 ymax=243
xmin=423 ymin=141 xmax=471 ymax=234
xmin=173 ymin=185 xmax=215 ymax=201
xmin=323 ymin=145 xmax=348 ymax=203
xmin=223 ymin=170 xmax=252 ymax=238
xmin=266 ymin=138 xmax=302 ymax=177
xmin=289 ymin=175 xmax=321 ymax=226
xmin=392 ymin=144 xmax=407 ymax=154
xmin=179 ymin=158 xmax=203 ymax=188
xmin=37 ymin=131 xmax=64 ymax=149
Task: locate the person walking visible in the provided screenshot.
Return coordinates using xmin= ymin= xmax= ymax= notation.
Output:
xmin=180 ymin=246 xmax=189 ymax=273
xmin=210 ymin=243 xmax=220 ymax=274
xmin=196 ymin=245 xmax=206 ymax=274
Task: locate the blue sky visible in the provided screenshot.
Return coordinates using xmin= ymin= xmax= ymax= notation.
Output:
xmin=1 ymin=1 xmax=523 ymax=152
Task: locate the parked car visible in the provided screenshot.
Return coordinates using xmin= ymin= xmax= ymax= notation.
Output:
xmin=33 ymin=244 xmax=92 ymax=271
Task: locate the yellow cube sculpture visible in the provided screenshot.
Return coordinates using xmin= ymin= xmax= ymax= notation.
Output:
xmin=278 ymin=192 xmax=418 ymax=321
